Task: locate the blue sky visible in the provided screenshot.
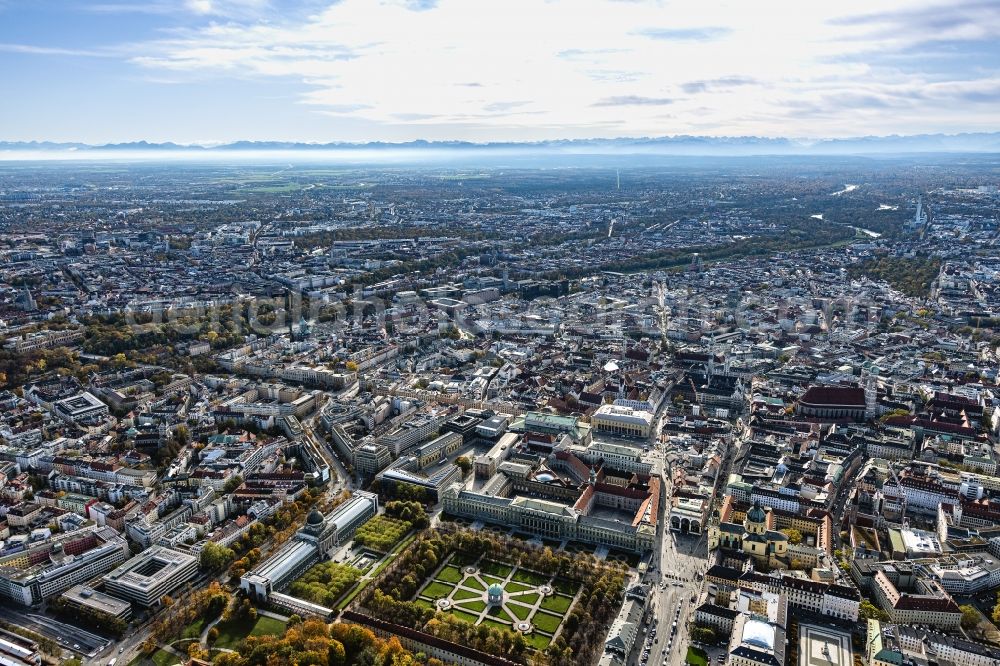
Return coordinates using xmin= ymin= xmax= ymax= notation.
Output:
xmin=1 ymin=0 xmax=999 ymax=144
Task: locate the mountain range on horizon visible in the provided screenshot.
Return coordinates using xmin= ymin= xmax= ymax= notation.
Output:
xmin=3 ymin=132 xmax=1000 ymax=157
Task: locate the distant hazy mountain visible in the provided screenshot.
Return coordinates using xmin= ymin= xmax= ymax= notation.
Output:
xmin=3 ymin=133 xmax=1000 ymax=156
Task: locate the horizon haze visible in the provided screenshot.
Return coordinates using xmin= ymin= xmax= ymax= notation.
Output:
xmin=1 ymin=0 xmax=999 ymax=145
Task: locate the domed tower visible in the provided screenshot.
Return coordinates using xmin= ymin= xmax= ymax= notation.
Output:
xmin=304 ymin=509 xmax=325 ymax=534
xmin=304 ymin=509 xmax=339 ymax=556
xmin=745 ymin=498 xmax=767 ymax=536
xmin=487 ymin=583 xmax=504 ymax=606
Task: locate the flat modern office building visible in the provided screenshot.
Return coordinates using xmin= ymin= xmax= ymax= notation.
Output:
xmin=0 ymin=527 xmax=130 ymax=606
xmin=376 ymin=455 xmax=463 ymax=502
xmin=52 ymin=391 xmax=110 ymax=425
xmin=61 ymin=584 xmax=133 ymax=620
xmin=103 ymin=545 xmax=198 ymax=607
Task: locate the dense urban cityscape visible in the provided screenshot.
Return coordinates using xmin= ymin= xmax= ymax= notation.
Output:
xmin=0 ymin=153 xmax=997 ymax=666
xmin=3 ymin=0 xmax=1000 ymax=662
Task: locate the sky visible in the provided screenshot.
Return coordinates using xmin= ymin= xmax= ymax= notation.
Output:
xmin=1 ymin=0 xmax=999 ymax=144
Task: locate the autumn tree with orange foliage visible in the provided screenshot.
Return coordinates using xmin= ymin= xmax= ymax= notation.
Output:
xmin=209 ymin=618 xmax=427 ymax=666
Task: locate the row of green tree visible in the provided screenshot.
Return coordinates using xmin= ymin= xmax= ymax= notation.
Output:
xmin=373 ymin=479 xmax=435 ymax=503
xmin=353 ymin=516 xmax=413 ymax=553
xmin=352 ymin=500 xmax=430 ymax=552
xmin=288 ymin=561 xmax=363 ymax=608
xmin=49 ymin=596 xmax=128 ymax=638
xmin=384 ymin=500 xmax=430 ymax=527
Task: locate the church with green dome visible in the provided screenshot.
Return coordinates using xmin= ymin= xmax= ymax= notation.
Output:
xmin=708 ymin=498 xmax=789 ymax=566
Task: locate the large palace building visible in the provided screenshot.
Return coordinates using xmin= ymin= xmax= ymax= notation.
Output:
xmin=442 ymin=446 xmax=659 ymax=553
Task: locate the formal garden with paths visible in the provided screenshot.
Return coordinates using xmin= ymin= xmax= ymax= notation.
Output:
xmin=359 ymin=526 xmax=628 ymax=666
xmin=412 ymin=552 xmax=581 ymax=650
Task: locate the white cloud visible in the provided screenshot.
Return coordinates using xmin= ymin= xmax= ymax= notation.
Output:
xmin=0 ymin=42 xmax=109 ymax=57
xmin=186 ymin=0 xmax=213 ymax=14
xmin=122 ymin=0 xmax=1000 ymax=140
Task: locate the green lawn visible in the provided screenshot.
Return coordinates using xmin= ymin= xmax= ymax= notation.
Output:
xmin=334 ymin=581 xmax=365 ymax=611
xmin=249 ymin=616 xmax=286 ymax=638
xmin=686 ymin=647 xmax=709 ymax=666
xmin=480 ymin=561 xmax=513 ymax=578
xmin=508 ymin=603 xmax=532 ymax=621
xmin=422 ymin=581 xmax=455 ymax=598
xmin=180 ymin=617 xmax=207 ymax=640
xmin=533 ymin=612 xmax=562 ymax=634
xmin=540 ymin=594 xmax=573 ymax=613
xmin=407 ymin=551 xmax=579 ymax=643
xmin=436 ymin=566 xmax=465 ymax=583
xmin=451 ymin=609 xmax=480 ymax=624
xmin=486 ymin=605 xmax=513 ymax=622
xmin=213 ymin=615 xmax=287 ymax=650
xmin=464 ymin=577 xmax=486 ymax=591
xmin=512 ymin=570 xmax=548 ymax=585
xmin=456 ymin=599 xmax=487 ymax=612
xmin=414 ymin=598 xmax=436 ymax=610
xmin=525 ymin=633 xmax=551 ymax=650
xmin=151 ymin=649 xmax=180 ymax=666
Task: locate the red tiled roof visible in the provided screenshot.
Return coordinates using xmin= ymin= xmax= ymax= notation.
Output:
xmin=800 ymin=386 xmax=865 ymax=407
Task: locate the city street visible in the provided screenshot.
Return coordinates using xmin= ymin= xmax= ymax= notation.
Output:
xmin=627 ymin=466 xmax=710 ymax=666
xmin=0 ymin=608 xmax=112 ymax=659
xmin=80 ymin=570 xmax=223 ymax=666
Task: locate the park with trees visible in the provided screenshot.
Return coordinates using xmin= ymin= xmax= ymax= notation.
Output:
xmin=355 ymin=524 xmax=627 ymax=666
xmin=209 ymin=618 xmax=427 ymax=666
xmin=288 ymin=561 xmax=363 ymax=608
xmin=353 ymin=500 xmax=428 ymax=552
